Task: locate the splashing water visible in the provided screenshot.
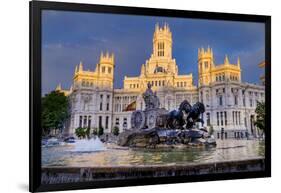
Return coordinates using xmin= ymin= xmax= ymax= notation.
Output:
xmin=72 ymin=137 xmax=106 ymax=152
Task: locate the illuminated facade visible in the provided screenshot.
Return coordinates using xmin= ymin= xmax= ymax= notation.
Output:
xmin=57 ymin=23 xmax=265 ymax=138
xmin=198 ymin=48 xmax=264 ymax=138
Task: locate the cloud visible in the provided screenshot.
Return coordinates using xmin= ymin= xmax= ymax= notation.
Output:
xmin=42 ymin=11 xmax=265 ymax=94
xmin=89 ymin=36 xmax=108 ymax=43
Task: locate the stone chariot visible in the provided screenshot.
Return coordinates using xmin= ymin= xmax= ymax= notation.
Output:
xmin=118 ymin=83 xmax=216 ymax=147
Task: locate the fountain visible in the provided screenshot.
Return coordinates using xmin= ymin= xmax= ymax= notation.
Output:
xmin=72 ymin=137 xmax=106 ymax=152
xmin=118 ymin=83 xmax=216 ymax=148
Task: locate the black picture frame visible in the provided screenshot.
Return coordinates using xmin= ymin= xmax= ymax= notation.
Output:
xmin=29 ymin=1 xmax=271 ymax=192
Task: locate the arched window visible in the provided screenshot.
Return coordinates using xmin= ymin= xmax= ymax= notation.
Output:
xmin=79 ymin=116 xmax=83 ymax=128
xmin=88 ymin=116 xmax=91 ymax=128
xmin=234 ymin=95 xmax=238 ymax=105
xmin=158 ymin=42 xmax=165 ymax=56
xmin=218 ymin=96 xmax=223 ymax=106
xmin=204 ymin=61 xmax=208 ymax=69
xmin=102 ymin=66 xmax=106 ymax=73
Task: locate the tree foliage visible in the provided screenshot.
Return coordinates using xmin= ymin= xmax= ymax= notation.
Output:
xmin=85 ymin=127 xmax=91 ymax=139
xmin=98 ymin=127 xmax=104 ymax=136
xmin=75 ymin=127 xmax=91 ymax=139
xmin=92 ymin=128 xmax=98 ymax=136
xmin=112 ymin=126 xmax=119 ymax=136
xmin=75 ymin=127 xmax=86 ymax=139
xmin=254 ymin=101 xmax=265 ymax=131
xmin=41 ymin=91 xmax=69 ymax=135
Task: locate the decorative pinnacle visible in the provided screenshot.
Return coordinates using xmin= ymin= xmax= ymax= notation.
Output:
xmin=100 ymin=51 xmax=114 ymax=64
xmin=155 ymin=23 xmax=159 ymax=31
xmin=237 ymin=56 xmax=240 ymax=67
xmin=198 ymin=46 xmax=213 ymax=58
xmin=56 ymin=83 xmax=62 ymax=91
xmin=155 ymin=22 xmax=170 ymax=33
xmin=78 ymin=61 xmax=83 ymax=71
xmin=224 ymin=55 xmax=229 ymax=64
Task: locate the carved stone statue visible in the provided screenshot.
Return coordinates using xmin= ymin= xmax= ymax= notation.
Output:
xmin=167 ymin=100 xmax=191 ymax=129
xmin=167 ymin=100 xmax=205 ymax=130
xmin=185 ymin=102 xmax=205 ymax=129
xmin=122 ymin=88 xmax=215 ymax=147
xmin=131 ymin=83 xmax=165 ymax=130
xmin=142 ymin=82 xmax=160 ymax=110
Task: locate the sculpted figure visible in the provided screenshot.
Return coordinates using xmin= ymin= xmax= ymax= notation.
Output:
xmin=142 ymin=83 xmax=160 ymax=110
xmin=185 ymin=102 xmax=205 ymax=129
xmin=167 ymin=100 xmax=192 ymax=129
xmin=167 ymin=100 xmax=205 ymax=130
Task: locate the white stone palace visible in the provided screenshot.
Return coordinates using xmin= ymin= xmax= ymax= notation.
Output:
xmin=56 ymin=23 xmax=265 ymax=139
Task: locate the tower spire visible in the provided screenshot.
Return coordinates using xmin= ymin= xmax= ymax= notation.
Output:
xmin=100 ymin=51 xmax=104 ymax=59
xmin=224 ymin=55 xmax=229 ymax=64
xmin=78 ymin=61 xmax=83 ymax=72
xmin=155 ymin=23 xmax=159 ymax=31
xmin=153 ymin=22 xmax=172 ymax=59
xmin=111 ymin=53 xmax=114 ymax=63
xmin=56 ymin=83 xmax=62 ymax=91
xmin=141 ymin=64 xmax=145 ymax=75
xmin=237 ymin=56 xmax=240 ymax=68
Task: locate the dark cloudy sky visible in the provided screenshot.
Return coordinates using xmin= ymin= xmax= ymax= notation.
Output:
xmin=42 ymin=10 xmax=265 ymax=95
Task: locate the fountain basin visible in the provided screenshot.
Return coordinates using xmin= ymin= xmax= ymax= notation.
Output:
xmin=71 ymin=137 xmax=106 ymax=152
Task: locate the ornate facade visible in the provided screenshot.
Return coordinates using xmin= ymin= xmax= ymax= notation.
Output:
xmin=57 ymin=23 xmax=265 ymax=138
xmin=197 ymin=48 xmax=264 ymax=138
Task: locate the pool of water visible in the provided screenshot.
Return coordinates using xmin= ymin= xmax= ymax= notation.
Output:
xmin=42 ymin=139 xmax=265 ymax=167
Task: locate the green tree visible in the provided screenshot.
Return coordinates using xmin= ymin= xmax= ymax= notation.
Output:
xmin=112 ymin=126 xmax=119 ymax=136
xmin=254 ymin=101 xmax=265 ymax=132
xmin=75 ymin=127 xmax=92 ymax=139
xmin=41 ymin=90 xmax=69 ymax=136
xmin=92 ymin=128 xmax=98 ymax=136
xmin=85 ymin=127 xmax=91 ymax=139
xmin=98 ymin=127 xmax=104 ymax=136
xmin=75 ymin=127 xmax=86 ymax=139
